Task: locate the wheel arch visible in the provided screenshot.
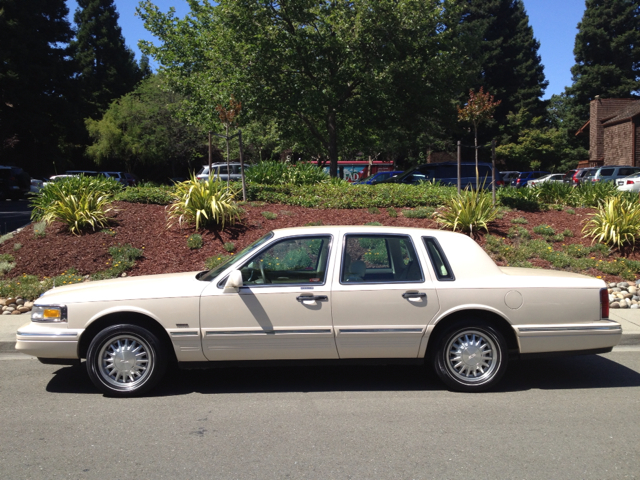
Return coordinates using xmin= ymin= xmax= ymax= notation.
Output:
xmin=77 ymin=311 xmax=177 ymax=363
xmin=425 ymin=308 xmax=520 ymax=357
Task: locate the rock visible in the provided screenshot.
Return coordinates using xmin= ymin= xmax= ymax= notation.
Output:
xmin=610 ymin=282 xmax=619 ymax=288
xmin=24 ymin=301 xmax=33 ymax=309
xmin=5 ymin=306 xmax=15 ymax=312
xmin=618 ymin=282 xmax=630 ymax=288
xmin=8 ymin=303 xmax=16 ymax=308
xmin=612 ymin=287 xmax=622 ymax=293
xmin=609 ymin=294 xmax=615 ymax=303
xmin=620 ymin=302 xmax=629 ymax=309
xmin=5 ymin=297 xmax=16 ymax=305
xmin=610 ymin=302 xmax=621 ymax=308
xmin=121 ymin=272 xmax=127 ymax=277
xmin=0 ymin=298 xmax=6 ymax=306
xmin=2 ymin=311 xmax=11 ymax=315
xmin=636 ymin=279 xmax=640 ymax=286
xmin=15 ymin=298 xmax=24 ymax=306
xmin=628 ymin=286 xmax=637 ymax=295
xmin=623 ymin=292 xmax=633 ymax=299
xmin=11 ymin=310 xmax=21 ymax=315
xmin=17 ymin=306 xmax=29 ymax=313
xmin=625 ymin=297 xmax=632 ymax=305
xmin=632 ymin=300 xmax=638 ymax=305
xmin=632 ymin=304 xmax=639 ymax=309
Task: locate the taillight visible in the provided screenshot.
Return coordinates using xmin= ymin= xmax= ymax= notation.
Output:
xmin=627 ymin=180 xmax=634 ymax=185
xmin=497 ymin=180 xmax=504 ymax=186
xmin=600 ymin=288 xmax=609 ymax=319
xmin=516 ymin=179 xmax=521 ymax=184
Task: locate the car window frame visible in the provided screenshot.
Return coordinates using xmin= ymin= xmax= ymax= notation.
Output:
xmin=339 ymin=233 xmax=424 ymax=285
xmin=422 ymin=236 xmax=455 ymax=281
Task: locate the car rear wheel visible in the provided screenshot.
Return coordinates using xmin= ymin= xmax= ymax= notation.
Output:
xmin=86 ymin=324 xmax=167 ymax=397
xmin=432 ymin=321 xmax=507 ymax=392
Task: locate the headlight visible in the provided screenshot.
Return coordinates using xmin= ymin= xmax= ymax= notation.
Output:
xmin=31 ymin=305 xmax=68 ymax=323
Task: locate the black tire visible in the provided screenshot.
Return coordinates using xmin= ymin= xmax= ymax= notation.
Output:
xmin=86 ymin=324 xmax=167 ymax=397
xmin=432 ymin=321 xmax=508 ymax=393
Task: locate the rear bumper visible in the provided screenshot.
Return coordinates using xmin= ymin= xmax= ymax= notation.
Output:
xmin=15 ymin=322 xmax=82 ymax=359
xmin=515 ymin=320 xmax=622 ymax=354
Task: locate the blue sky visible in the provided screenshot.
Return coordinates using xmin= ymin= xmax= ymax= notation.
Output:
xmin=66 ymin=0 xmax=587 ymax=100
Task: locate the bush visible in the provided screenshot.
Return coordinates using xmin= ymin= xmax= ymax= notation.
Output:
xmin=245 ymin=161 xmax=328 ymax=185
xmin=91 ymin=244 xmax=143 ymax=280
xmin=497 ymin=187 xmax=543 ymax=212
xmin=402 ymin=207 xmax=434 ymax=219
xmin=573 ymin=182 xmax=619 ymax=208
xmin=167 ymin=175 xmax=242 ymax=231
xmin=13 ymin=243 xmax=21 ymax=251
xmin=367 ymin=207 xmax=380 ymax=214
xmin=565 ymin=208 xmax=576 ymax=215
xmin=30 ymin=176 xmax=118 ymax=235
xmin=33 ymin=221 xmax=46 ymax=238
xmin=507 ymin=226 xmax=531 ymax=240
xmin=511 ymin=217 xmax=528 ymax=224
xmin=435 ymin=189 xmax=498 ymax=236
xmin=0 ymin=253 xmax=15 ymax=275
xmin=224 ymin=242 xmax=235 ymax=252
xmin=387 ymin=207 xmax=397 ymax=218
xmin=115 ymin=185 xmax=175 ymax=205
xmin=365 ymin=221 xmax=383 ymax=226
xmin=205 ymin=254 xmax=233 ymax=270
xmin=533 ymin=224 xmax=556 ymax=236
xmin=261 ymin=211 xmax=278 ymax=220
xmin=187 ymin=234 xmax=203 ymax=249
xmin=582 ymin=196 xmax=640 ymax=251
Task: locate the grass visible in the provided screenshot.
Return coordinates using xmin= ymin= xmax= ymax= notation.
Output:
xmin=261 ymin=211 xmax=278 ymax=220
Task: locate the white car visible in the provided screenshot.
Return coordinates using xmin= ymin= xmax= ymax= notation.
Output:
xmin=16 ymin=226 xmax=621 ymax=396
xmin=616 ymin=172 xmax=640 ymax=192
xmin=527 ymin=173 xmax=565 ymax=187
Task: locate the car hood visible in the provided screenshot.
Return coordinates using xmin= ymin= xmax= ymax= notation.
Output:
xmin=37 ymin=271 xmax=209 ymax=304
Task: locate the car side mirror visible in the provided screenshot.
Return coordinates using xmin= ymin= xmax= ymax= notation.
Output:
xmin=224 ymin=270 xmax=243 ymax=292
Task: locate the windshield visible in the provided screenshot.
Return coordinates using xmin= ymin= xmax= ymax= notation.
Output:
xmin=198 ymin=232 xmax=274 ymax=281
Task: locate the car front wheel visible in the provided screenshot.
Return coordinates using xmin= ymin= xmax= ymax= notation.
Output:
xmin=86 ymin=324 xmax=167 ymax=397
xmin=433 ymin=321 xmax=507 ymax=392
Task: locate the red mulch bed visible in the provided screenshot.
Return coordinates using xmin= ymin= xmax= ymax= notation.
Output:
xmin=1 ymin=201 xmax=636 ymax=283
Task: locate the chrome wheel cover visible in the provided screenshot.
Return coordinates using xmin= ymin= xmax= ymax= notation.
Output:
xmin=444 ymin=329 xmax=498 ymax=384
xmin=97 ymin=334 xmax=154 ymax=389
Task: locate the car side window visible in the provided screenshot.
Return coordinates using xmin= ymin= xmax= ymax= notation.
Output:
xmin=241 ymin=236 xmax=331 ymax=285
xmin=600 ymin=168 xmax=614 ymax=176
xmin=341 ymin=235 xmax=423 ymax=283
xmin=423 ymin=237 xmax=455 ymax=281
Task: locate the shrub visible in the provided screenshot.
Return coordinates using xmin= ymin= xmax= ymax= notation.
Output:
xmin=91 ymin=244 xmax=143 ymax=280
xmin=205 ymin=254 xmax=233 ymax=270
xmin=187 ymin=234 xmax=203 ymax=249
xmin=562 ymin=229 xmax=573 ymax=237
xmin=402 ymin=207 xmax=434 ymax=219
xmin=565 ymin=208 xmax=576 ymax=215
xmin=261 ymin=211 xmax=278 ymax=220
xmin=563 ymin=244 xmax=591 ymax=258
xmin=0 ymin=253 xmax=15 ymax=275
xmin=550 ymin=234 xmax=565 ymax=242
xmin=223 ymin=242 xmax=235 ymax=252
xmin=30 ymin=177 xmax=117 ymax=235
xmin=387 ymin=207 xmax=398 ymax=218
xmin=573 ymin=181 xmax=619 ymax=208
xmin=367 ymin=207 xmax=380 ymax=214
xmin=305 ymin=220 xmax=323 ymax=226
xmin=167 ymin=175 xmax=241 ymax=231
xmin=536 ymin=182 xmax=577 ymax=205
xmin=0 ymin=274 xmax=45 ymax=300
xmin=507 ymin=226 xmax=531 ymax=240
xmin=115 ymin=185 xmax=175 ymax=205
xmin=13 ymin=243 xmax=22 ymax=251
xmin=582 ymin=196 xmax=640 ymax=250
xmin=245 ymin=161 xmax=328 ymax=185
xmin=497 ymin=187 xmax=543 ymax=212
xmin=33 ymin=221 xmax=46 ymax=238
xmin=0 ymin=232 xmax=14 ymax=244
xmin=533 ymin=224 xmax=555 ymax=236
xmin=365 ymin=221 xmax=383 ymax=226
xmin=511 ymin=217 xmax=528 ymax=224
xmin=435 ymin=189 xmax=497 ymax=236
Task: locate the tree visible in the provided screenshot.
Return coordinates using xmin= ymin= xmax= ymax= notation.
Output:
xmin=137 ymin=0 xmax=467 ymax=176
xmin=71 ymin=0 xmax=142 ymax=120
xmin=458 ymin=88 xmax=500 ymax=174
xmin=85 ymin=75 xmax=206 ymax=179
xmin=566 ymin=0 xmax=640 ymax=122
xmin=0 ymin=0 xmax=75 ymax=172
xmin=458 ymin=0 xmax=548 ymax=142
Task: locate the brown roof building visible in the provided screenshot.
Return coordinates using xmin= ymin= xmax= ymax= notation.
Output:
xmin=579 ymin=98 xmax=640 ymax=168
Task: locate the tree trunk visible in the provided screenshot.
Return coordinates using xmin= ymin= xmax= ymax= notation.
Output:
xmin=327 ymin=111 xmax=338 ymax=178
xmin=474 ymin=123 xmax=479 ymax=190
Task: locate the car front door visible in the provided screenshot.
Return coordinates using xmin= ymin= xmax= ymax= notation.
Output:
xmin=331 ymin=232 xmax=440 ymax=358
xmin=199 ymin=234 xmax=339 ymax=361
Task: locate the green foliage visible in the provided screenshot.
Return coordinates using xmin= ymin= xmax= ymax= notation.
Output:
xmin=497 ymin=187 xmax=543 ymax=212
xmin=33 ymin=222 xmax=47 ymax=238
xmin=533 ymin=224 xmax=555 ymax=236
xmin=91 ymin=244 xmax=143 ymax=280
xmin=582 ymin=196 xmax=640 ymax=250
xmin=550 ymin=234 xmax=565 ymax=242
xmin=365 ymin=221 xmax=383 ymax=226
xmin=261 ymin=211 xmax=278 ymax=220
xmin=562 ymin=229 xmax=574 ymax=237
xmin=168 ymin=175 xmax=241 ymax=231
xmin=402 ymin=207 xmax=435 ymax=219
xmin=205 ymin=254 xmax=233 ymax=270
xmin=0 ymin=275 xmax=46 ymax=301
xmin=0 ymin=253 xmax=16 ymax=275
xmin=368 ymin=207 xmax=380 ymax=215
xmin=511 ymin=216 xmax=528 ymax=224
xmin=536 ymin=182 xmax=577 ymax=205
xmin=224 ymin=242 xmax=235 ymax=252
xmin=435 ymin=189 xmax=498 ymax=235
xmin=0 ymin=233 xmax=14 ymax=244
xmin=565 ymin=208 xmax=576 ymax=215
xmin=187 ymin=234 xmax=203 ymax=250
xmin=507 ymin=226 xmax=531 ymax=240
xmin=115 ymin=184 xmax=176 ymax=205
xmin=387 ymin=207 xmax=398 ymax=218
xmin=13 ymin=243 xmax=22 ymax=251
xmin=572 ymin=182 xmax=619 ymax=208
xmin=245 ymin=161 xmax=328 ymax=186
xmin=305 ymin=221 xmax=323 ymax=226
xmin=495 ymin=123 xmax=571 ymax=172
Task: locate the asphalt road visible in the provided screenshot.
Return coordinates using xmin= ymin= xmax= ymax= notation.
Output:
xmin=1 ymin=349 xmax=640 ymax=479
xmin=0 ymin=198 xmax=32 ymax=235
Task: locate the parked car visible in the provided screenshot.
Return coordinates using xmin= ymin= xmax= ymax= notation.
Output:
xmin=43 ymin=174 xmax=79 ymax=187
xmin=574 ymin=167 xmax=599 ymax=185
xmin=65 ymin=170 xmax=100 ymax=177
xmin=381 ymin=162 xmax=499 ymax=189
xmin=352 ymin=170 xmax=403 ymax=185
xmin=499 ymin=171 xmax=520 ymax=185
xmin=563 ymin=169 xmax=579 ymax=185
xmin=615 ymin=172 xmax=640 ymax=192
xmin=527 ymin=173 xmax=565 ymax=187
xmin=30 ymin=178 xmax=44 ymax=194
xmin=0 ymin=165 xmax=31 ymax=199
xmin=583 ymin=166 xmax=640 ymax=184
xmin=16 ymin=226 xmax=620 ymax=396
xmin=511 ymin=171 xmax=550 ymax=188
xmin=101 ymin=171 xmax=138 ymax=187
xmin=196 ymin=163 xmax=246 ymax=182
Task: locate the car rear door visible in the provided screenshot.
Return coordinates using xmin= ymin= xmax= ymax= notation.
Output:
xmin=330 ymin=231 xmax=440 ymax=358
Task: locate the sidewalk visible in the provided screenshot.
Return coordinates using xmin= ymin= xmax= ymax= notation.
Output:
xmin=2 ymin=310 xmax=639 ymax=354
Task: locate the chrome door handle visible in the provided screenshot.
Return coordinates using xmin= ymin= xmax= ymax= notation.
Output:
xmin=402 ymin=292 xmax=426 ymax=299
xmin=296 ymin=295 xmax=328 ymax=302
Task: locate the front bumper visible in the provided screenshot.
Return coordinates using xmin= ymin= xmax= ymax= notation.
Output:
xmin=15 ymin=322 xmax=82 ymax=359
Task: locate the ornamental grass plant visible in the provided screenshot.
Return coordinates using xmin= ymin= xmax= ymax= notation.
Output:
xmin=167 ymin=175 xmax=241 ymax=231
xmin=435 ymin=188 xmax=498 ymax=237
xmin=582 ymin=196 xmax=640 ymax=251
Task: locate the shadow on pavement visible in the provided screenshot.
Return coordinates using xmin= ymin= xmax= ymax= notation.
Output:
xmin=45 ymin=353 xmax=640 ymax=397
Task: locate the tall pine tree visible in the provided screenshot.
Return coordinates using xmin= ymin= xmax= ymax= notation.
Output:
xmin=459 ymin=0 xmax=548 ymax=145
xmin=71 ymin=0 xmax=142 ymax=120
xmin=0 ymin=0 xmax=75 ymax=172
xmin=567 ymin=0 xmax=640 ymax=122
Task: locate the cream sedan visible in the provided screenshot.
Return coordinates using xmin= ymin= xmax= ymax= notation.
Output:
xmin=17 ymin=226 xmax=621 ymax=396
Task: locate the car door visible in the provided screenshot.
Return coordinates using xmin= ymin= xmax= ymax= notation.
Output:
xmin=199 ymin=234 xmax=339 ymax=361
xmin=331 ymin=232 xmax=440 ymax=358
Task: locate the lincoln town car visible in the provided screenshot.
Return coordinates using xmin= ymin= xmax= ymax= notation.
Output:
xmin=16 ymin=226 xmax=621 ymax=396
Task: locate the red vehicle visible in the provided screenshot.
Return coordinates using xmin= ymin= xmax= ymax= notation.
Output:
xmin=318 ymin=160 xmax=396 ymax=183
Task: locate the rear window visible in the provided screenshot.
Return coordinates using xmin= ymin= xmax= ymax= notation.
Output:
xmin=585 ymin=170 xmax=596 ymax=178
xmin=423 ymin=237 xmax=455 ymax=281
xmin=619 ymin=168 xmax=639 ymax=176
xmin=599 ymin=168 xmax=615 ymax=176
